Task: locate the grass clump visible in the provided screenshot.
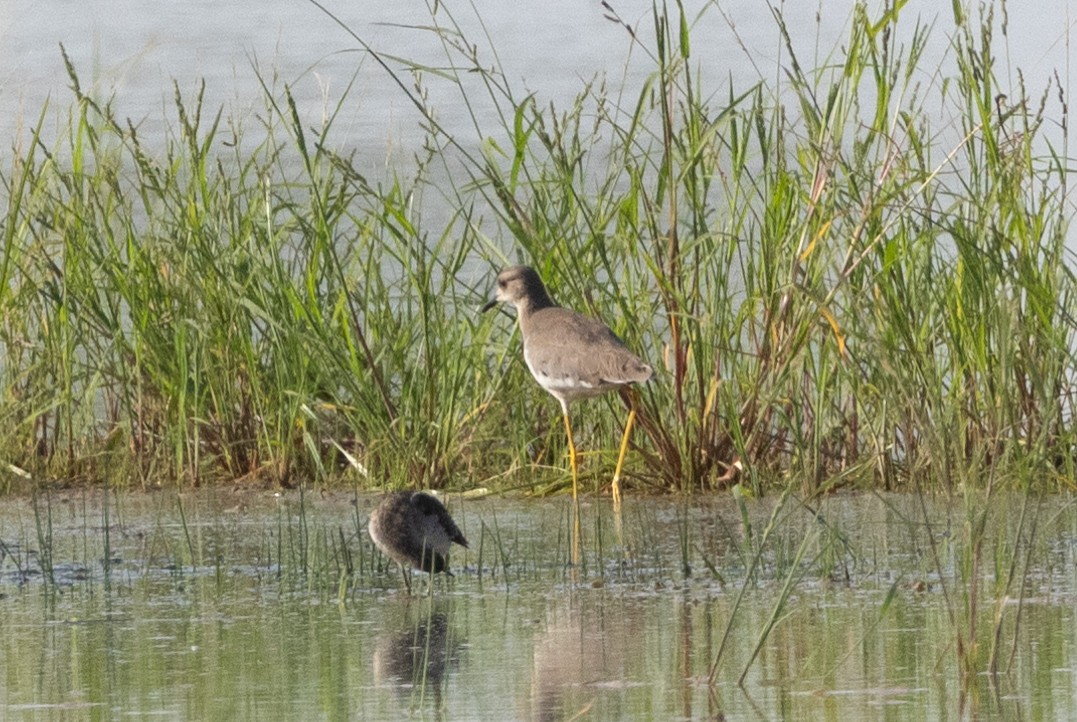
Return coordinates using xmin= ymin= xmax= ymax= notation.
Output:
xmin=0 ymin=1 xmax=1073 ymax=495
xmin=0 ymin=51 xmax=488 ymax=491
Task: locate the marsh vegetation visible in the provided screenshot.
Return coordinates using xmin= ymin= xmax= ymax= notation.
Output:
xmin=0 ymin=1 xmax=1074 ymax=715
xmin=1 ymin=0 xmax=1072 ymax=498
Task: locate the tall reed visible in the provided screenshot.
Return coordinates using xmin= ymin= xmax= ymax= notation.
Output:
xmin=0 ymin=0 xmax=1072 ymax=496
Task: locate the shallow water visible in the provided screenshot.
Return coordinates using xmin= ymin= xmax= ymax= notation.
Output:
xmin=1 ymin=0 xmax=1072 ymax=160
xmin=1 ymin=488 xmax=1075 ymax=720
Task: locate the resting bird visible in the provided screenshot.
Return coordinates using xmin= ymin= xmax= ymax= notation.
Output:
xmin=368 ymin=491 xmax=469 ymax=589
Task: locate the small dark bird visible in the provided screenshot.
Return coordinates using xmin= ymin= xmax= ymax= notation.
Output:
xmin=483 ymin=265 xmax=652 ymax=506
xmin=368 ymin=492 xmax=469 ymax=581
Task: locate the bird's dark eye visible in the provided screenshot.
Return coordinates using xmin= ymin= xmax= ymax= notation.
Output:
xmin=498 ymin=280 xmax=507 ymax=288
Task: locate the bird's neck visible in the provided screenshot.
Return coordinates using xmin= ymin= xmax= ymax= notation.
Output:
xmin=516 ymin=294 xmax=556 ymax=333
xmin=518 ymin=289 xmax=556 ymax=317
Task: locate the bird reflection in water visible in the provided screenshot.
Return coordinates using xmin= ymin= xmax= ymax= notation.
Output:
xmin=372 ymin=602 xmax=461 ymax=709
xmin=528 ymin=600 xmax=644 ymax=722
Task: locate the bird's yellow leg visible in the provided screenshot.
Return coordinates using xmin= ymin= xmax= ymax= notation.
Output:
xmin=611 ymin=406 xmax=637 ymax=513
xmin=563 ymin=411 xmax=581 ymax=566
xmin=563 ymin=411 xmax=578 ymax=502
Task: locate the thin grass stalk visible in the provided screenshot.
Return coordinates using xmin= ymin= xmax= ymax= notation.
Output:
xmin=986 ymin=490 xmax=1032 ymax=676
xmin=706 ymin=483 xmax=795 ymax=683
xmin=176 ymin=493 xmax=196 ymax=574
xmin=736 ymin=518 xmax=819 ymax=686
xmin=31 ymin=489 xmax=54 ymax=586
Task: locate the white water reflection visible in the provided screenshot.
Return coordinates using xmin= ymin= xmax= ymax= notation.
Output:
xmin=528 ymin=597 xmax=647 ymax=721
xmin=1 ymin=0 xmax=1073 ymax=162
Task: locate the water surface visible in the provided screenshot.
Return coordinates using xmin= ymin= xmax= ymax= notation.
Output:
xmin=0 ymin=488 xmax=1074 ymax=719
xmin=1 ymin=0 xmax=1072 ymax=160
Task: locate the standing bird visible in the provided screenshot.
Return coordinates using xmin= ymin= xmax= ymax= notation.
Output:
xmin=483 ymin=265 xmax=653 ymax=508
xmin=369 ymin=491 xmax=469 ymax=589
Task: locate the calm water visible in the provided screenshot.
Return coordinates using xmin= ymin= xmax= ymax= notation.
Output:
xmin=1 ymin=0 xmax=1073 ymax=164
xmin=0 ymin=488 xmax=1075 ymax=720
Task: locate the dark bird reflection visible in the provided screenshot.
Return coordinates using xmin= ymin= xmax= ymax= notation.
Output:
xmin=372 ymin=601 xmax=462 ymax=710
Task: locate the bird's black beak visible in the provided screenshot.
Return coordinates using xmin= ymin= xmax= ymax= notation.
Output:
xmin=481 ymin=299 xmax=498 ymax=313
